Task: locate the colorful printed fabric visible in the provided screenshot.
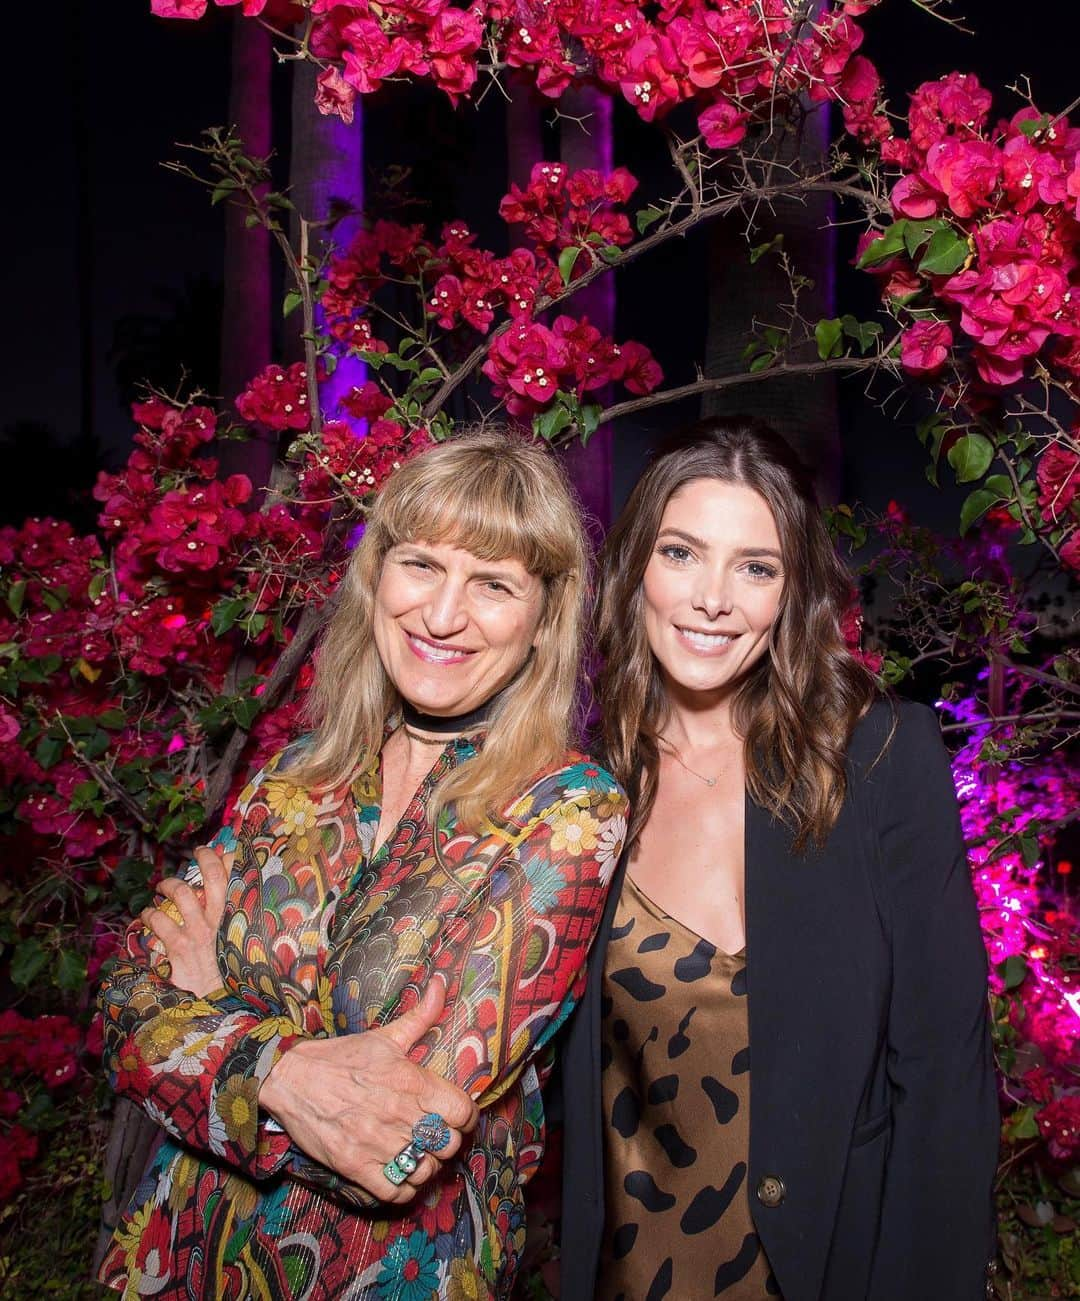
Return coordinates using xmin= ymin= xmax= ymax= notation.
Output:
xmin=98 ymin=735 xmax=627 ymax=1299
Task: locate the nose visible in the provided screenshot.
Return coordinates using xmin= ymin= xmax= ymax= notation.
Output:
xmin=691 ymin=564 xmax=733 ymax=620
xmin=422 ymin=576 xmax=470 ymax=638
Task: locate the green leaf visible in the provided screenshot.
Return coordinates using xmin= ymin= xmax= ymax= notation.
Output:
xmin=856 ymin=220 xmax=909 ymax=268
xmin=97 ymin=709 xmax=126 ymax=730
xmin=999 ymin=954 xmax=1029 ymax=991
xmin=55 ymin=948 xmax=86 ymax=994
xmin=231 ymin=696 xmax=261 ymax=730
xmin=598 ymin=244 xmax=622 ymax=264
xmin=34 ymin=735 xmax=64 ymax=770
xmin=533 ymin=403 xmax=573 ymax=443
xmin=1018 ymin=114 xmax=1051 ymax=139
xmin=814 ymin=318 xmax=844 ymax=360
xmin=113 ymin=858 xmax=155 ymax=911
xmin=7 ymin=580 xmax=26 ymax=617
xmin=157 ymin=811 xmax=192 ymax=844
xmin=282 ymin=290 xmax=303 ymax=318
xmin=11 ymin=939 xmax=49 ymax=989
xmin=749 ymin=234 xmax=783 ymax=264
xmin=558 ymin=245 xmax=583 ymax=286
xmin=902 ymin=219 xmax=945 ymax=259
xmin=414 ymin=367 xmax=443 ymax=385
xmin=244 ymin=212 xmax=262 ymax=230
xmin=958 ymin=487 xmax=1000 ymax=535
xmin=635 ymin=205 xmax=664 ymax=235
xmin=87 ymin=571 xmax=108 ymax=602
xmin=982 ymin=474 xmax=1012 ymax=499
xmin=840 ymin=316 xmax=883 ymax=355
xmin=211 ymin=597 xmax=247 ymax=637
xmin=917 ymin=228 xmax=969 ymax=276
xmin=947 ymin=432 xmax=994 ymax=483
xmin=1005 ymin=1105 xmax=1040 ymax=1140
xmin=580 ymin=404 xmax=604 ymax=443
xmin=210 ymin=178 xmax=240 ymax=205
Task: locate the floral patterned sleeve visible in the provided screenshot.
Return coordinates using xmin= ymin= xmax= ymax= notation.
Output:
xmin=410 ymin=759 xmax=628 ymax=1103
xmin=98 ymin=763 xmax=304 ymax=1182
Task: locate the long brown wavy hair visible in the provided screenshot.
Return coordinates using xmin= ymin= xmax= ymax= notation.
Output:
xmin=598 ymin=416 xmax=883 ymax=851
xmin=289 ymin=429 xmax=590 ymax=830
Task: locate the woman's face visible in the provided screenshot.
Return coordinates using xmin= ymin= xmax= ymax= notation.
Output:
xmin=374 ymin=538 xmax=544 ymax=716
xmin=641 ymin=477 xmax=784 ymax=700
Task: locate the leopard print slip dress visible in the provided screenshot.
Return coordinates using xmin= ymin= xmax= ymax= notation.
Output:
xmin=597 ymin=871 xmax=779 ymax=1299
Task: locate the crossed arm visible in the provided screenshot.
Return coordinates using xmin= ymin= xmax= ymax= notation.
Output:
xmin=100 ymin=764 xmax=626 ymax=1205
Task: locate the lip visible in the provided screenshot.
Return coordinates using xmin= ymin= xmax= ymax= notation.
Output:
xmin=675 ymin=626 xmax=740 ymax=656
xmin=404 ymin=630 xmax=477 ymax=665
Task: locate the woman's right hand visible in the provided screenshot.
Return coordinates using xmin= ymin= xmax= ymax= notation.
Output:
xmin=259 ymin=978 xmax=479 ymax=1203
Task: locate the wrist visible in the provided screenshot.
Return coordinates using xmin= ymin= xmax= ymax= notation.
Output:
xmin=258 ymin=1038 xmax=306 ymax=1118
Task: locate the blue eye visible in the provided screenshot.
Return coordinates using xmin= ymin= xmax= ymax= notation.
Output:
xmin=658 ymin=543 xmax=693 ymax=563
xmin=745 ymin=562 xmax=778 ymax=580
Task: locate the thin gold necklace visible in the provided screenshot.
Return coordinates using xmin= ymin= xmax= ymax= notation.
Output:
xmin=659 ymin=740 xmax=720 ymax=787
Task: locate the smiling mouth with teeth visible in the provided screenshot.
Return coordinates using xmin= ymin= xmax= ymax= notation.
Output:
xmin=678 ymin=628 xmax=736 ymax=651
xmin=405 ymin=632 xmax=475 ymax=663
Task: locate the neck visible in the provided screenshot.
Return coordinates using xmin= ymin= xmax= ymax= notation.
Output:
xmin=400 ymin=696 xmax=494 ymax=736
xmin=660 ymin=679 xmax=740 ymax=753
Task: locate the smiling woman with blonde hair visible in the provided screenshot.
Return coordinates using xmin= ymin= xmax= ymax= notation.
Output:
xmin=97 ymin=430 xmax=628 ymax=1300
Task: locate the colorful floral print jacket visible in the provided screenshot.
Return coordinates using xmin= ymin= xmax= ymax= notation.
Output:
xmin=98 ymin=735 xmax=627 ymax=1300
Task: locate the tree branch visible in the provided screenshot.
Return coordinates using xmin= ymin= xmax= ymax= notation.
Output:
xmin=420 ymin=172 xmax=886 ymax=422
xmin=563 ymin=350 xmax=897 ymax=434
xmin=203 ymin=595 xmax=338 ymax=820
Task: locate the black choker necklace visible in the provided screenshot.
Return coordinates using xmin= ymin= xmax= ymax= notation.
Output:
xmin=400 ymin=698 xmax=495 ymax=735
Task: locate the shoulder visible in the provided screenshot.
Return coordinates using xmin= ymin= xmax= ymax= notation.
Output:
xmin=845 ymin=695 xmax=945 ymax=774
xmin=499 ymin=752 xmax=629 ymax=838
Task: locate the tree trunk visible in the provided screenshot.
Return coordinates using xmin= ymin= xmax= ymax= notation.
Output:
xmin=218 ymin=14 xmax=274 ymax=486
xmin=701 ymin=107 xmax=842 ymax=501
xmin=558 ymin=86 xmax=615 ymax=534
xmin=289 ymin=56 xmax=365 ymax=427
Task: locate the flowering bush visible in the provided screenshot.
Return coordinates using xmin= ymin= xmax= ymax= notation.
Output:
xmin=1 ymin=2 xmax=1077 ymax=1291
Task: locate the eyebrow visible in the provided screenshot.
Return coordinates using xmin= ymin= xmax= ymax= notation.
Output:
xmin=656 ymin=528 xmax=782 ymax=561
xmin=395 ymin=543 xmax=530 ymax=586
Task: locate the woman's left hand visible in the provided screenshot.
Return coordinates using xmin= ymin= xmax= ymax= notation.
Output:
xmin=142 ymin=845 xmax=232 ymax=998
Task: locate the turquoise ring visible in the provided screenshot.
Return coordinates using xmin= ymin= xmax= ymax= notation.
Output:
xmin=412 ymin=1112 xmax=452 ymax=1154
xmin=382 ymin=1159 xmax=408 ymax=1186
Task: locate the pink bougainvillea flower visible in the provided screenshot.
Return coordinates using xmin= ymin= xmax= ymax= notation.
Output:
xmin=698 ymin=98 xmax=748 ymax=150
xmin=900 ymin=320 xmax=953 ymax=377
xmin=314 ymin=66 xmax=358 ymax=124
xmin=1037 ymin=442 xmax=1080 ymax=519
xmin=150 ymin=0 xmax=207 ymax=16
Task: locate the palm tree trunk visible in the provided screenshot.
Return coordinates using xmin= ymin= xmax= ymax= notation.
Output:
xmin=289 ymin=56 xmax=365 ymax=427
xmin=219 ymin=14 xmax=274 ymax=486
xmin=701 ymin=102 xmax=841 ymax=500
xmin=558 ymin=86 xmax=615 ymax=532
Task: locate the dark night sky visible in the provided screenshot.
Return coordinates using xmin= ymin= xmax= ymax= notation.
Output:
xmin=1 ymin=0 xmax=1075 ymax=524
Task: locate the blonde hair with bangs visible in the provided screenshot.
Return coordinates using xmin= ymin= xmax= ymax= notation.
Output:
xmin=289 ymin=429 xmax=590 ymax=829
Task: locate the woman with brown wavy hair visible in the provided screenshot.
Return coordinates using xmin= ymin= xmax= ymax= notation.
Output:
xmin=560 ymin=417 xmax=999 ymax=1300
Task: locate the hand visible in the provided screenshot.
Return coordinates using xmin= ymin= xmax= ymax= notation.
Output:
xmin=142 ymin=845 xmax=232 ymax=998
xmin=259 ymin=978 xmax=479 ymax=1204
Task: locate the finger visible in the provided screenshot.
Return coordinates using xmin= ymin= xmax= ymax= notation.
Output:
xmin=157 ymin=878 xmax=204 ymax=928
xmin=194 ymin=845 xmax=229 ymax=920
xmin=366 ymin=1161 xmax=418 ymax=1204
xmin=416 ymin=1077 xmax=479 ymax=1134
xmin=141 ymin=906 xmax=184 ymax=951
xmin=379 ymin=977 xmax=447 ymax=1055
xmin=405 ymin=1153 xmax=442 ymax=1188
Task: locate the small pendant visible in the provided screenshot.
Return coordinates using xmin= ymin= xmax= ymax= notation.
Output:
xmin=704 ymin=776 xmax=717 ymax=787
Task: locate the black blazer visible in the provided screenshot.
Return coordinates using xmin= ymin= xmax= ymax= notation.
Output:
xmin=560 ymin=701 xmax=999 ymax=1300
